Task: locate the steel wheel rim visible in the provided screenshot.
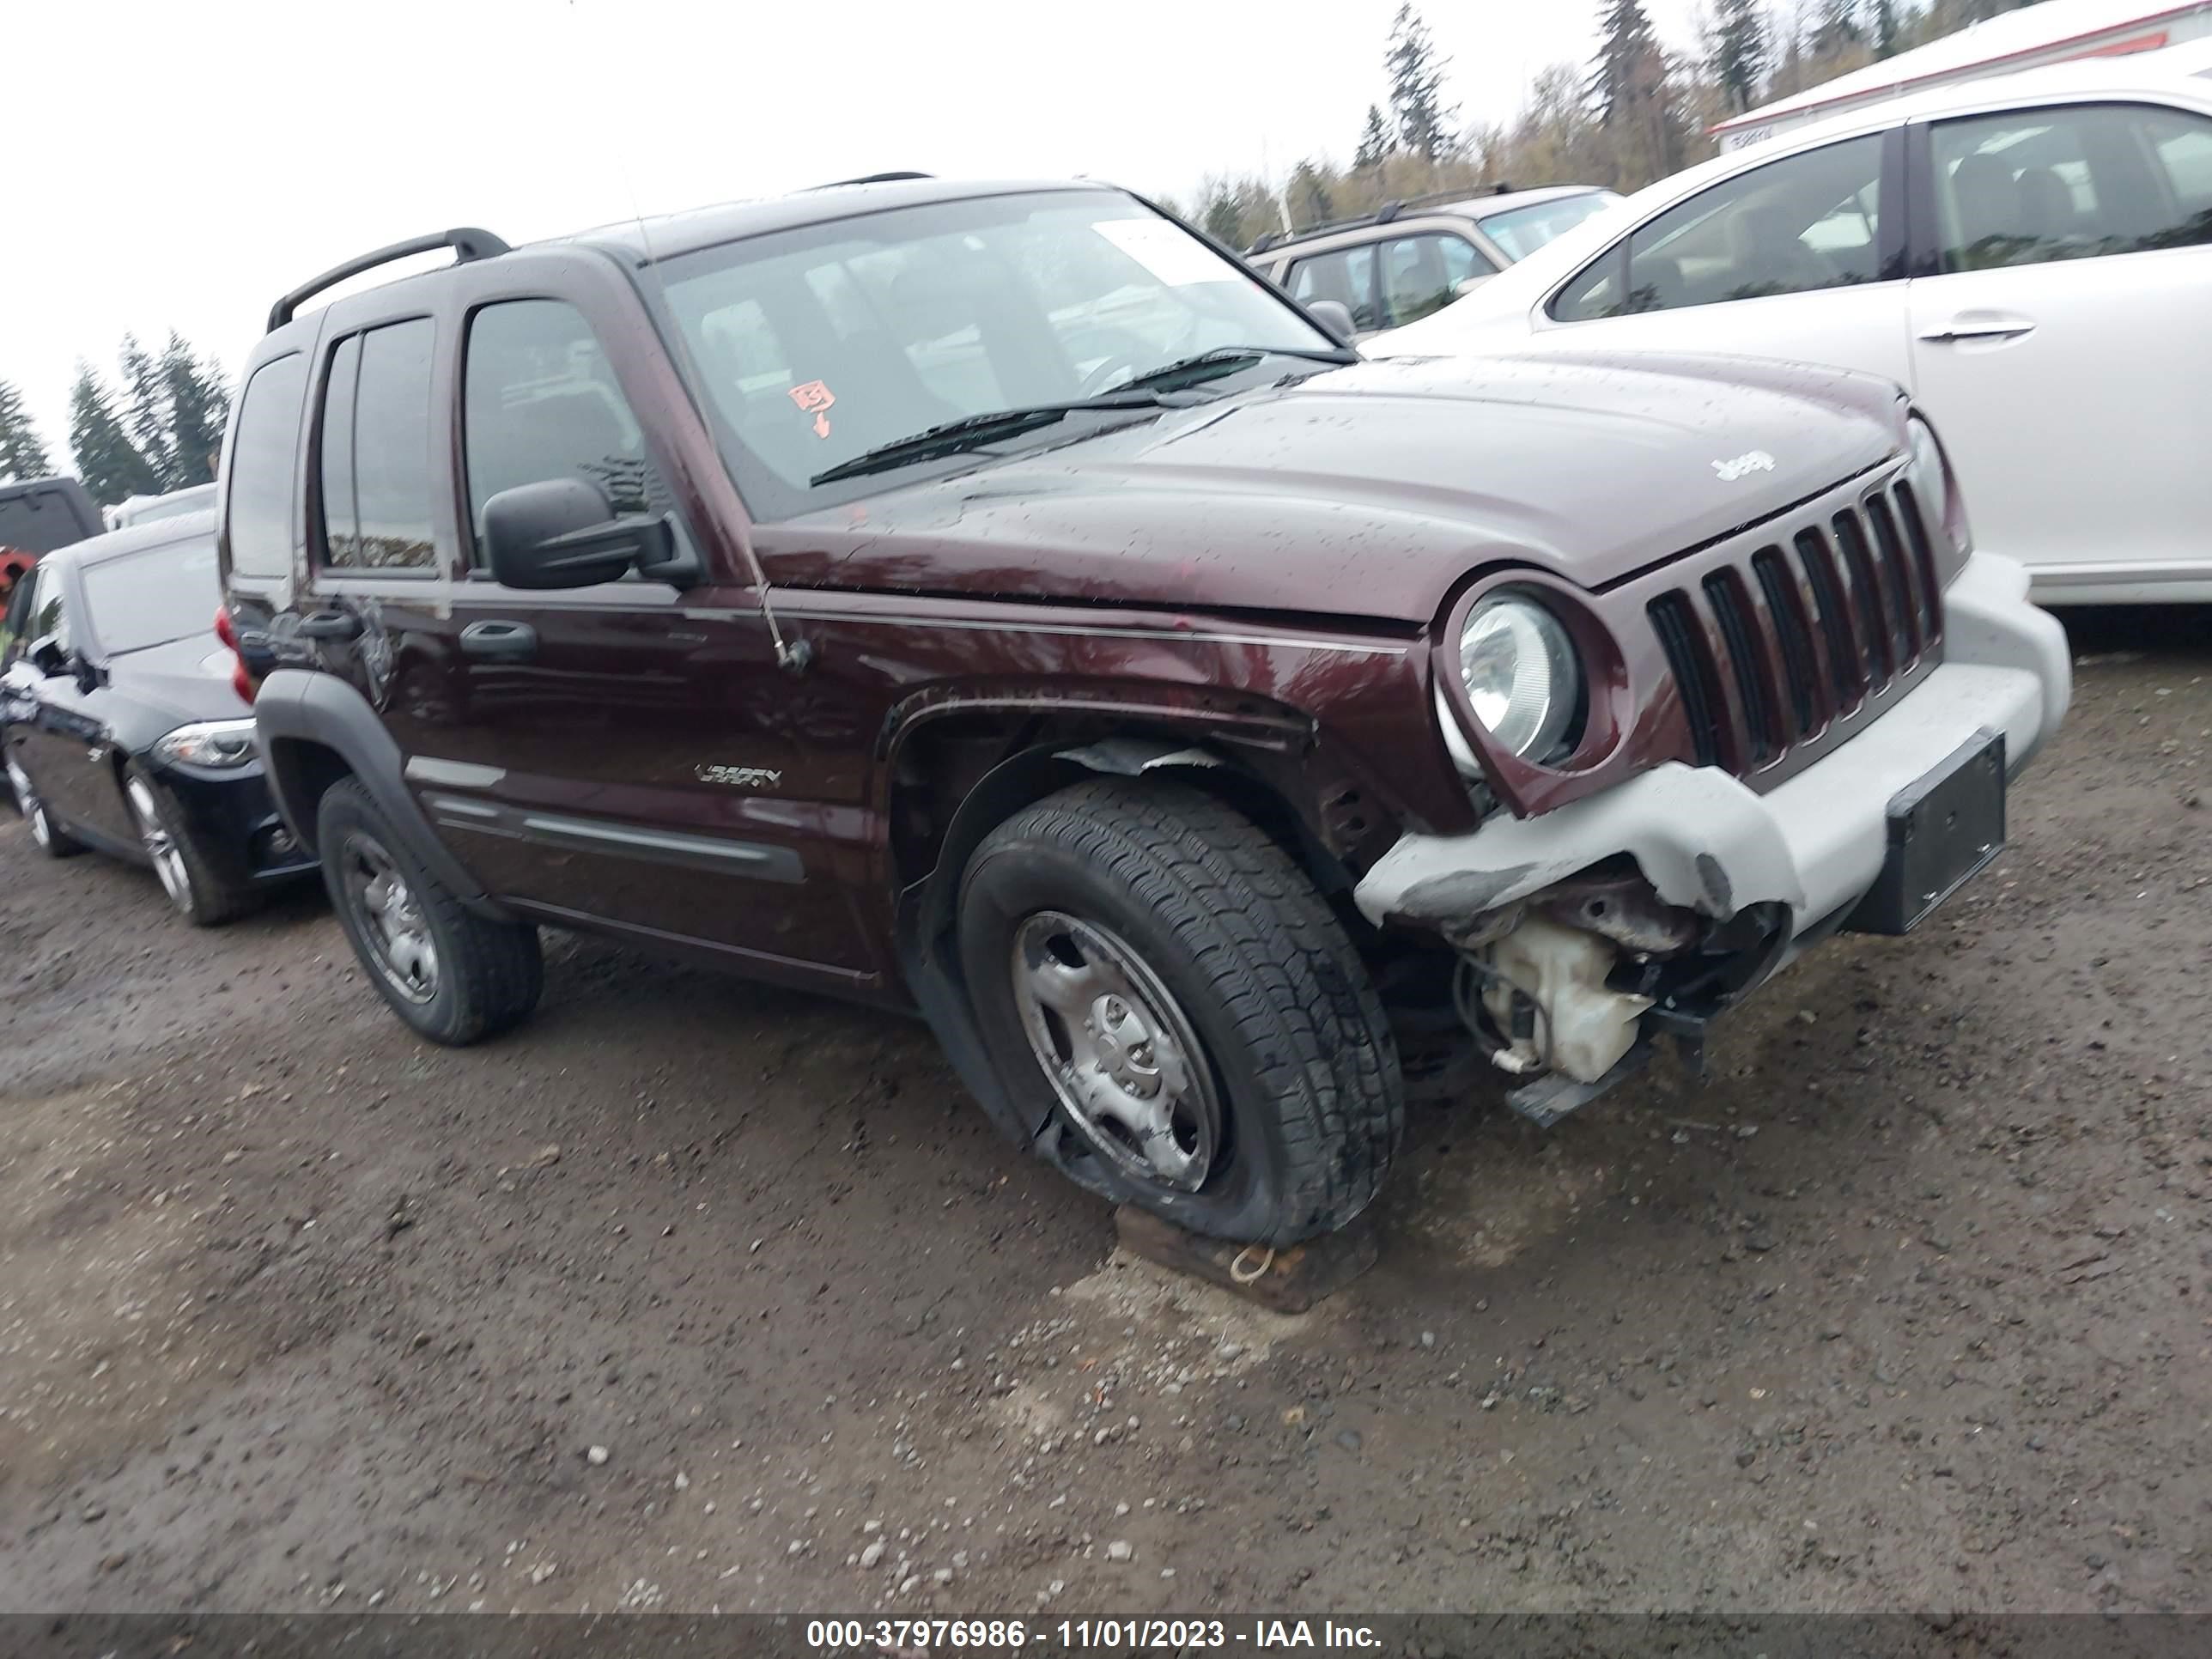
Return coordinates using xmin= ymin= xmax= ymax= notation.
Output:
xmin=125 ymin=777 xmax=193 ymax=910
xmin=1009 ymin=910 xmax=1221 ymax=1193
xmin=340 ymin=831 xmax=440 ymax=1005
xmin=9 ymin=758 xmax=47 ymax=847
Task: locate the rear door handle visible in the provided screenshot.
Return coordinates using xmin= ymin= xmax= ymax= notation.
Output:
xmin=296 ymin=610 xmax=363 ymax=641
xmin=1917 ymin=315 xmax=2036 ymax=343
xmin=459 ymin=620 xmax=538 ymax=663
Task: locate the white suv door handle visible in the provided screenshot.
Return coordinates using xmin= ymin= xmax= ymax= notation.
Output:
xmin=1918 ymin=314 xmax=2037 ymax=343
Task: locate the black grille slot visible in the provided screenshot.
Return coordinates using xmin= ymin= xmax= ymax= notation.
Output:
xmin=1650 ymin=592 xmax=1723 ymax=769
xmin=1795 ymin=526 xmax=1864 ymax=711
xmin=1702 ymin=571 xmax=1778 ymax=765
xmin=1891 ymin=481 xmax=1945 ymax=641
xmin=1752 ymin=547 xmax=1818 ymax=738
xmin=1831 ymin=510 xmax=1894 ymax=688
xmin=1863 ymin=493 xmax=1921 ymax=659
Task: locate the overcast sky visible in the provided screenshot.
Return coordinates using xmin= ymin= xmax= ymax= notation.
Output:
xmin=3 ymin=0 xmax=1705 ymax=459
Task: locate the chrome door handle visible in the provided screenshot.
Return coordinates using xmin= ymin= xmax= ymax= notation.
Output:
xmin=1918 ymin=319 xmax=2036 ymax=343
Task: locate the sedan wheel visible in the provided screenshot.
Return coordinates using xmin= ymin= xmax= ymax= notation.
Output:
xmin=337 ymin=830 xmax=441 ymax=1005
xmin=125 ymin=775 xmax=195 ymax=913
xmin=9 ymin=756 xmax=81 ymax=858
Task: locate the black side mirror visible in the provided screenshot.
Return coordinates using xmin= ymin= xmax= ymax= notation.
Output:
xmin=482 ymin=477 xmax=685 ymax=591
xmin=1306 ymin=300 xmax=1358 ymax=345
xmin=27 ymin=635 xmax=67 ymax=678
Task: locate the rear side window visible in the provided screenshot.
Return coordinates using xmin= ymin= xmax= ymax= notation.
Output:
xmin=320 ymin=319 xmax=436 ymax=571
xmin=227 ymin=352 xmax=307 ymax=578
xmin=1286 ymin=245 xmax=1380 ymax=331
xmin=462 ymin=300 xmax=663 ymax=563
xmin=1932 ymin=102 xmax=2212 ymax=271
xmin=1379 ymin=232 xmax=1493 ymax=326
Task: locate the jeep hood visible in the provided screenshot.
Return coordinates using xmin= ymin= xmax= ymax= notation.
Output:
xmin=755 ymin=351 xmax=1905 ymax=627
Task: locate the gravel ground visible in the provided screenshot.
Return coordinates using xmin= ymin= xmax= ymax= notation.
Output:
xmin=0 ymin=611 xmax=2204 ymax=1617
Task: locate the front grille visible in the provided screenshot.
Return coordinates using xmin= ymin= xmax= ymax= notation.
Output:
xmin=1649 ymin=471 xmax=1945 ymax=780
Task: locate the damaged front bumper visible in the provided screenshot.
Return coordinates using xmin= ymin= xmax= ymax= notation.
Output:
xmin=1356 ymin=551 xmax=2070 ymax=1118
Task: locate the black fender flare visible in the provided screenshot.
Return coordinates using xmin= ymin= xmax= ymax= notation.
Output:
xmin=252 ymin=669 xmax=514 ymax=919
xmin=894 ymin=736 xmax=1247 ymax=1162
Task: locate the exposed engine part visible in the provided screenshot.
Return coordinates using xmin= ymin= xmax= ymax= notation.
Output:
xmin=1458 ymin=914 xmax=1655 ymax=1085
xmin=1530 ymin=872 xmax=1701 ymax=954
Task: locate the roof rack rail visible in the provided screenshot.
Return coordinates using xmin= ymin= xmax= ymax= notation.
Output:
xmin=808 ymin=170 xmax=935 ymax=190
xmin=1244 ymin=184 xmax=1519 ymax=256
xmin=267 ymin=228 xmax=511 ymax=333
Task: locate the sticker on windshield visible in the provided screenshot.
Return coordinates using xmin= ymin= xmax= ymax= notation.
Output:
xmin=789 ymin=380 xmax=836 ymax=439
xmin=1094 ymin=218 xmax=1231 ymax=288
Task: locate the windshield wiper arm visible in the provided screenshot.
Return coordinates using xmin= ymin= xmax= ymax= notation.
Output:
xmin=1104 ymin=343 xmax=1359 ymax=395
xmin=810 ymin=391 xmax=1188 ymax=486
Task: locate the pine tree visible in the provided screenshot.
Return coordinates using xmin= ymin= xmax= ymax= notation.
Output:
xmin=160 ymin=334 xmax=231 ymax=488
xmin=118 ymin=333 xmax=177 ymax=488
xmin=1872 ymin=0 xmax=1904 ymax=56
xmin=0 ymin=380 xmax=53 ymax=482
xmin=1589 ymin=0 xmax=1660 ymax=125
xmin=1353 ymin=104 xmax=1394 ymax=170
xmin=1588 ymin=0 xmax=1685 ymax=186
xmin=1385 ymin=5 xmax=1458 ymax=164
xmin=1812 ymin=0 xmax=1866 ymax=55
xmin=1286 ymin=160 xmax=1334 ymax=228
xmin=68 ymin=366 xmax=162 ymax=507
xmin=1708 ymin=0 xmax=1769 ymax=114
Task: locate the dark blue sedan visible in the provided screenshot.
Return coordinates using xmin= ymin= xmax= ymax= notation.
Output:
xmin=2 ymin=512 xmax=315 ymax=924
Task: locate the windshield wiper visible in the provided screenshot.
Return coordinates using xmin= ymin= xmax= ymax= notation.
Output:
xmin=809 ymin=391 xmax=1201 ymax=487
xmin=1103 ymin=343 xmax=1359 ymax=396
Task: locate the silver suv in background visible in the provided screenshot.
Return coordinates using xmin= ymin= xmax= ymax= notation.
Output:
xmin=1244 ymin=185 xmax=1620 ymax=338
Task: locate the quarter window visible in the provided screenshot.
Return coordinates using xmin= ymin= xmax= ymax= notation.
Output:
xmin=1379 ymin=233 xmax=1494 ymax=326
xmin=1286 ymin=245 xmax=1381 ymax=331
xmin=320 ymin=319 xmax=437 ymax=571
xmin=226 ymin=352 xmax=307 ymax=579
xmin=1552 ymin=133 xmax=1886 ymax=321
xmin=1932 ymin=102 xmax=2212 ymax=272
xmin=462 ymin=300 xmax=664 ymax=565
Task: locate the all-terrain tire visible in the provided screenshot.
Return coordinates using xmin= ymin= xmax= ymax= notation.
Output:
xmin=958 ymin=779 xmax=1403 ymax=1245
xmin=317 ymin=777 xmax=542 ymax=1044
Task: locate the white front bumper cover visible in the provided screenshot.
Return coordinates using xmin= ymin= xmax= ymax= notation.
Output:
xmin=1355 ymin=551 xmax=2070 ymax=943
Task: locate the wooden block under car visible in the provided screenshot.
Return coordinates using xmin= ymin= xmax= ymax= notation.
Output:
xmin=1113 ymin=1206 xmax=1381 ymax=1313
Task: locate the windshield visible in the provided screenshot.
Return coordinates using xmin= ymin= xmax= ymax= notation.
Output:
xmin=1476 ymin=191 xmax=1622 ymax=261
xmin=654 ymin=189 xmax=1334 ymax=519
xmin=82 ymin=535 xmax=221 ymax=656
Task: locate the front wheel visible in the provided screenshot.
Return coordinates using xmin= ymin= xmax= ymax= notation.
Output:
xmin=9 ymin=754 xmax=83 ymax=859
xmin=317 ymin=778 xmax=543 ymax=1045
xmin=958 ymin=780 xmax=1403 ymax=1245
xmin=124 ymin=764 xmax=257 ymax=927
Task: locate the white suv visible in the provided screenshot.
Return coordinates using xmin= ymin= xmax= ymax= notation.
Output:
xmin=1369 ymin=53 xmax=2212 ymax=605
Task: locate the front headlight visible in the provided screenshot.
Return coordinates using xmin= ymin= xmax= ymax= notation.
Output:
xmin=152 ymin=718 xmax=258 ymax=769
xmin=1906 ymin=414 xmax=1972 ymax=556
xmin=1449 ymin=592 xmax=1583 ymax=765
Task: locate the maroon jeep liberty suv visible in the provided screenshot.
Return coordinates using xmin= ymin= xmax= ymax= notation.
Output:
xmin=220 ymin=175 xmax=2069 ymax=1245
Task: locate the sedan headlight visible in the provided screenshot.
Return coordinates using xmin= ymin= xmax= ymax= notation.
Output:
xmin=1906 ymin=414 xmax=1972 ymax=557
xmin=1446 ymin=592 xmax=1583 ymax=767
xmin=153 ymin=718 xmax=259 ymax=769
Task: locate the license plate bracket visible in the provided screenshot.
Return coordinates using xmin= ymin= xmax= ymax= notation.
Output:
xmin=1845 ymin=729 xmax=2007 ymax=936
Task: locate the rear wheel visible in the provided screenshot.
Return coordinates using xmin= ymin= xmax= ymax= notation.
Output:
xmin=318 ymin=778 xmax=543 ymax=1045
xmin=958 ymin=780 xmax=1403 ymax=1245
xmin=124 ymin=764 xmax=258 ymax=927
xmin=9 ymin=755 xmax=83 ymax=859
